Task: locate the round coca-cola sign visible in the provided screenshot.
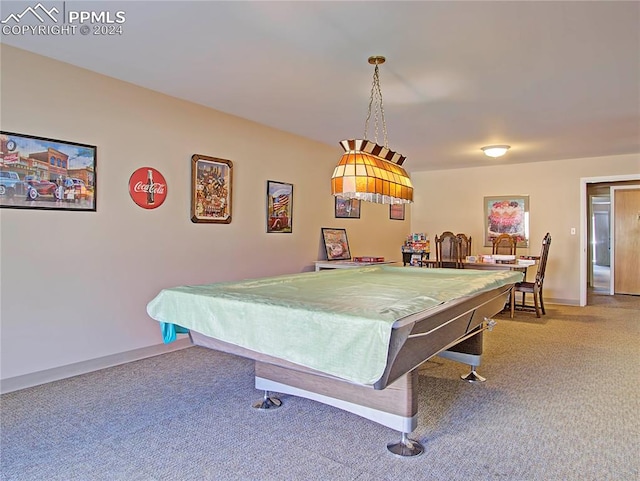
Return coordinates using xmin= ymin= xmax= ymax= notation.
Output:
xmin=128 ymin=167 xmax=167 ymax=209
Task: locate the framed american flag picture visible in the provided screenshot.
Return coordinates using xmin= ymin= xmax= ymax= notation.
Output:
xmin=266 ymin=180 xmax=293 ymax=233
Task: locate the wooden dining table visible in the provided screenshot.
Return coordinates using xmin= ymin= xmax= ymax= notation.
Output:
xmin=463 ymin=260 xmax=532 ymax=272
xmin=420 ymin=258 xmax=537 ymax=274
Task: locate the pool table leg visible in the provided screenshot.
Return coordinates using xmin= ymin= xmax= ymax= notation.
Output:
xmin=252 ymin=390 xmax=282 ymax=410
xmin=439 ymin=319 xmax=496 ymax=383
xmin=460 ymin=367 xmax=486 ymax=383
xmin=387 ymin=432 xmax=424 ymax=457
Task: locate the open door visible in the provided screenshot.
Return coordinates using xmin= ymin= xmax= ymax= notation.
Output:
xmin=612 ymin=186 xmax=640 ymax=295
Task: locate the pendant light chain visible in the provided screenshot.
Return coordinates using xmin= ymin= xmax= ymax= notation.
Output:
xmin=364 ymin=63 xmax=389 ymax=149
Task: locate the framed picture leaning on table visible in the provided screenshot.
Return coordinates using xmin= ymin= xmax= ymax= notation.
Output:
xmin=321 ymin=227 xmax=351 ymax=260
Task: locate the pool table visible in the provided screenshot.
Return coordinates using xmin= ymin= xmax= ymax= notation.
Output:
xmin=147 ymin=266 xmax=522 ymax=456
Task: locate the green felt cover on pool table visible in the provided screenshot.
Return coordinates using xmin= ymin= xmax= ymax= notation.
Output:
xmin=147 ymin=266 xmax=522 ymax=385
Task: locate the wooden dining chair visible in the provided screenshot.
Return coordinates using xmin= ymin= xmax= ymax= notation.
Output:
xmin=492 ymin=233 xmax=517 ymax=256
xmin=435 ymin=231 xmax=462 ymax=268
xmin=456 ymin=233 xmax=472 ymax=259
xmin=511 ymin=233 xmax=552 ymax=318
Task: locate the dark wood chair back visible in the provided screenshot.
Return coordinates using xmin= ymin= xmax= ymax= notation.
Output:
xmin=456 ymin=233 xmax=472 ymax=258
xmin=511 ymin=232 xmax=552 ymax=318
xmin=492 ymin=233 xmax=517 ymax=255
xmin=435 ymin=231 xmax=462 ymax=268
xmin=534 ymin=232 xmax=552 ymax=288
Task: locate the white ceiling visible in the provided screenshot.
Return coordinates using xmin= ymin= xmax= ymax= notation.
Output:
xmin=2 ymin=0 xmax=639 ymax=172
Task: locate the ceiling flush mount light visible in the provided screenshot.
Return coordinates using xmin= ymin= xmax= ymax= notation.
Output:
xmin=481 ymin=145 xmax=511 ymax=158
xmin=331 ymin=56 xmax=413 ymax=205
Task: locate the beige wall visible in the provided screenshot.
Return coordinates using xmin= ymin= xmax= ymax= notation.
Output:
xmin=410 ymin=155 xmax=639 ymax=304
xmin=2 ymin=45 xmax=638 ymax=392
xmin=0 ymin=46 xmax=410 ymax=389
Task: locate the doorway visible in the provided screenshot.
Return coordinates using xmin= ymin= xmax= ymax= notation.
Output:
xmin=580 ymin=175 xmax=640 ymax=306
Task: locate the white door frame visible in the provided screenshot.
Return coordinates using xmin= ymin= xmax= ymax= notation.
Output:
xmin=580 ymin=174 xmax=640 ymax=306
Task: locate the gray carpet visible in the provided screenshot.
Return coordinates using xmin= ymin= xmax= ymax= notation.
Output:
xmin=1 ymin=294 xmax=639 ymax=480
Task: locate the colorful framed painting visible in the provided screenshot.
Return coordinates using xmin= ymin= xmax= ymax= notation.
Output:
xmin=266 ymin=180 xmax=293 ymax=233
xmin=321 ymin=227 xmax=351 ymax=261
xmin=484 ymin=195 xmax=530 ymax=247
xmin=335 ymin=197 xmax=361 ymax=218
xmin=0 ymin=131 xmax=96 ymax=211
xmin=390 ymin=204 xmax=405 ymax=220
xmin=191 ymin=154 xmax=232 ymax=223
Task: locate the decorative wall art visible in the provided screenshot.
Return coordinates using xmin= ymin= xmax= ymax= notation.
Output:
xmin=484 ymin=195 xmax=530 ymax=247
xmin=335 ymin=197 xmax=361 ymax=218
xmin=389 ymin=204 xmax=405 ymax=220
xmin=0 ymin=131 xmax=97 ymax=211
xmin=191 ymin=154 xmax=232 ymax=223
xmin=128 ymin=167 xmax=167 ymax=209
xmin=266 ymin=180 xmax=293 ymax=233
xmin=321 ymin=227 xmax=351 ymax=261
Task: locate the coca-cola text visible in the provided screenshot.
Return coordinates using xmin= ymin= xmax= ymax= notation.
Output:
xmin=133 ymin=181 xmax=166 ymax=195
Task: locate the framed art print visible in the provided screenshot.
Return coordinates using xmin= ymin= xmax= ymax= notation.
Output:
xmin=335 ymin=197 xmax=361 ymax=218
xmin=321 ymin=227 xmax=351 ymax=260
xmin=0 ymin=131 xmax=96 ymax=211
xmin=191 ymin=154 xmax=232 ymax=223
xmin=484 ymin=195 xmax=530 ymax=247
xmin=266 ymin=180 xmax=293 ymax=233
xmin=390 ymin=204 xmax=405 ymax=220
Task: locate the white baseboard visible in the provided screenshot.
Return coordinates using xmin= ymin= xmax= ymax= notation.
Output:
xmin=539 ymin=298 xmax=580 ymax=306
xmin=0 ymin=337 xmax=192 ymax=394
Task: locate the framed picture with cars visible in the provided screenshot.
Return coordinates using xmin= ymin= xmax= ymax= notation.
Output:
xmin=0 ymin=131 xmax=97 ymax=212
